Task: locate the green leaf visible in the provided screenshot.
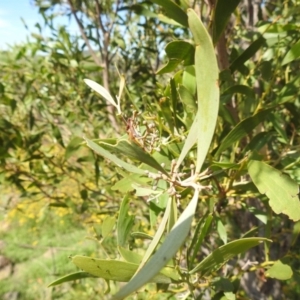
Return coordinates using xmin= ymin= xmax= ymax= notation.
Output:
xmin=112 ymin=186 xmax=200 ymax=300
xmin=213 ymin=0 xmax=241 ymax=44
xmin=135 ymin=197 xmax=172 ymax=275
xmin=215 ymin=108 xmax=272 ymax=156
xmin=189 ymin=238 xmax=269 ymax=275
xmin=132 ymin=183 xmax=161 ymax=197
xmin=244 ymin=132 xmax=274 ymax=153
xmin=118 ymin=247 xmax=142 ymax=264
xmin=217 ymin=218 xmax=227 ymax=244
xmin=178 ymin=85 xmax=197 ymax=114
xmin=48 ymin=272 xmax=95 ymax=287
xmin=188 ymin=213 xmax=214 ymax=268
xmin=187 ymin=9 xmax=220 ymax=172
xmin=248 ymin=160 xmax=300 ymax=221
xmin=282 ymin=39 xmax=300 ymax=65
xmin=230 ymin=36 xmax=266 ymax=72
xmin=182 ymin=65 xmax=196 ymax=95
xmin=65 ymin=137 xmax=83 ymax=160
xmin=117 ymin=195 xmax=135 ymax=247
xmin=72 ymin=256 xmax=172 ymax=283
xmin=130 ymin=4 xmax=183 ymax=26
xmin=102 ymin=216 xmax=116 ymax=239
xmin=84 ymin=137 xmax=145 ymax=175
xmin=106 ymin=140 xmax=168 ymax=175
xmin=175 ymin=113 xmax=199 ymax=169
xmin=157 ymin=41 xmax=194 ymax=74
xmin=149 ymin=0 xmax=188 ymax=27
xmin=265 ymin=260 xmax=293 ymax=280
xmin=118 ymin=247 xmax=180 ymax=281
xmin=212 ymin=277 xmax=234 ymax=294
xmin=84 ymin=79 xmax=121 ymax=114
xmin=111 ymin=174 xmax=151 ymax=193
xmin=221 ymin=85 xmax=255 ymax=101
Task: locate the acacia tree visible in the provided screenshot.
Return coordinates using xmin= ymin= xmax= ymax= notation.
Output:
xmin=42 ymin=0 xmax=300 ymax=299
xmin=1 ymin=0 xmax=300 ymax=299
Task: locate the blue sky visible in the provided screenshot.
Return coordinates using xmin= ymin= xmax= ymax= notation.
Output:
xmin=0 ymin=1 xmax=78 ymax=50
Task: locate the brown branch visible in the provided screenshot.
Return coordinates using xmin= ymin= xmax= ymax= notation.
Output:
xmin=66 ymin=0 xmax=102 ymax=67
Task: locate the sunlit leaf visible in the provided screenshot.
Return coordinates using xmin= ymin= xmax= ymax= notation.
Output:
xmin=111 ymin=174 xmax=151 ymax=193
xmin=118 ymin=247 xmax=180 ymax=281
xmin=187 ymin=9 xmax=220 ymax=172
xmin=72 ymin=256 xmax=172 ymax=283
xmin=102 ymin=216 xmax=116 ymax=239
xmin=112 ymin=187 xmax=199 ymax=300
xmin=282 ymin=39 xmax=300 ymax=65
xmin=248 ymin=160 xmax=300 ymax=221
xmin=149 ymin=0 xmax=188 ymax=27
xmin=134 ymin=197 xmax=172 ymax=274
xmin=157 ymin=41 xmax=194 ymax=74
xmin=266 ymin=260 xmax=293 ymax=280
xmin=182 ymin=65 xmax=196 ymax=95
xmin=84 ymin=137 xmax=145 ymax=175
xmin=118 ymin=247 xmax=142 ymax=264
xmin=217 ymin=218 xmax=227 ymax=244
xmin=48 ymin=272 xmax=95 ymax=287
xmin=103 ymin=140 xmax=168 ymax=175
xmin=84 ymin=79 xmax=121 ymax=114
xmin=117 ymin=195 xmax=135 ymax=247
xmin=187 ymin=213 xmax=213 ymax=268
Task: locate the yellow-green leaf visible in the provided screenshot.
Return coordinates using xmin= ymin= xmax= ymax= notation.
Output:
xmin=176 ymin=9 xmax=219 ymax=172
xmin=72 ymin=256 xmax=171 ymax=283
xmin=266 ymin=260 xmax=293 ymax=280
xmin=248 ymin=160 xmax=300 ymax=222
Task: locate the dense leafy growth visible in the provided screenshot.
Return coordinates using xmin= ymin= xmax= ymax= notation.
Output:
xmin=1 ymin=0 xmax=300 ymax=299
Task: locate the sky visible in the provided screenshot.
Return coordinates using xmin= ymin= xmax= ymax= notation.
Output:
xmin=0 ymin=1 xmax=78 ymax=50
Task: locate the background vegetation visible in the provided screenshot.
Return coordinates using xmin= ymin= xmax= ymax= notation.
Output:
xmin=0 ymin=0 xmax=300 ymax=299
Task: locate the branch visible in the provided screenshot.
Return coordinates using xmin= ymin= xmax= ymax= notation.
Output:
xmin=66 ymin=0 xmax=102 ymax=67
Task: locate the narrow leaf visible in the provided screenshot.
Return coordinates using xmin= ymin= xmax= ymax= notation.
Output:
xmin=189 ymin=238 xmax=269 ymax=275
xmin=84 ymin=79 xmax=120 ymax=113
xmin=188 ymin=213 xmax=213 ymax=268
xmin=248 ymin=160 xmax=300 ymax=221
xmin=108 ymin=140 xmax=168 ymax=175
xmin=112 ymin=186 xmax=200 ymax=299
xmin=135 ymin=197 xmax=172 ymax=274
xmin=175 ymin=113 xmax=199 ymax=169
xmin=48 ymin=272 xmax=94 ymax=287
xmin=188 ymin=9 xmax=220 ymax=172
xmin=282 ymin=39 xmax=300 ymax=65
xmin=221 ymin=84 xmax=255 ymax=100
xmin=230 ymin=36 xmax=266 ymax=72
xmin=118 ymin=247 xmax=180 ymax=281
xmin=84 ymin=137 xmax=145 ymax=175
xmin=117 ymin=195 xmax=135 ymax=247
xmin=213 ymin=0 xmax=241 ymax=44
xmin=72 ymin=256 xmax=171 ymax=283
xmin=215 ymin=108 xmax=272 ymax=156
xmin=102 ymin=216 xmax=116 ymax=239
xmin=150 ymin=0 xmax=188 ymax=27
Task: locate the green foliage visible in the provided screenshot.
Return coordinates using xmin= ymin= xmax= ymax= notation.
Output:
xmin=1 ymin=0 xmax=300 ymax=299
xmin=248 ymin=160 xmax=300 ymax=221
